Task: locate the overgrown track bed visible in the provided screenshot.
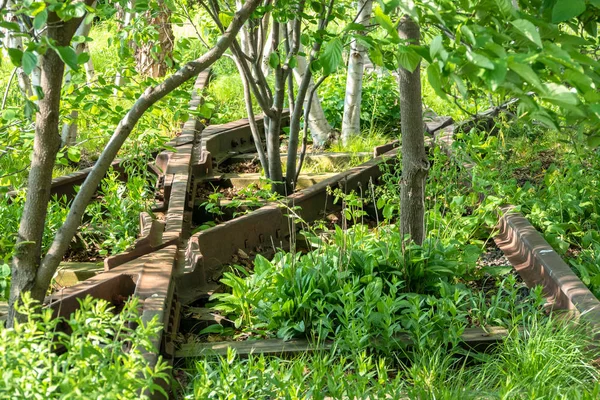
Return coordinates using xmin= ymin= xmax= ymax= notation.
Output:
xmin=7 ymin=82 xmax=598 ymax=397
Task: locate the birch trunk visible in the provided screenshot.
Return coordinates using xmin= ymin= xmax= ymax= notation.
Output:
xmin=61 ymin=6 xmax=96 ymax=147
xmin=341 ymin=0 xmax=372 ymax=146
xmin=292 ymin=48 xmax=334 ymax=147
xmin=8 ymin=0 xmax=261 ymax=325
xmin=398 ymin=15 xmax=428 ymax=245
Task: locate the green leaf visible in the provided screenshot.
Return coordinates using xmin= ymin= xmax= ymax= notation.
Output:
xmin=531 ymin=111 xmax=558 ymax=130
xmin=2 ymin=109 xmax=16 ymax=121
xmin=487 ymin=59 xmax=507 ymax=91
xmin=369 ymin=46 xmax=384 ymax=66
xmin=344 ymin=23 xmax=365 ymax=32
xmin=77 ymin=52 xmax=90 ymax=65
xmin=430 ymin=35 xmax=443 ymax=59
xmin=33 ymin=9 xmax=48 ymax=30
xmin=268 ymin=52 xmax=279 ymax=69
xmin=542 ymin=83 xmax=579 ymax=107
xmin=494 ymin=0 xmax=514 ymax=17
xmin=22 ymin=51 xmax=37 ymax=75
xmin=0 ymin=21 xmax=20 ymax=31
xmin=427 ymin=64 xmax=447 ymax=99
xmin=320 ymin=38 xmax=343 ymax=75
xmin=552 ymin=0 xmax=585 ymax=23
xmin=374 ymin=6 xmax=400 ymax=43
xmin=56 ymin=46 xmax=79 ymax=70
xmin=7 ymin=48 xmax=23 ymax=67
xmin=300 ymin=34 xmax=310 ymax=46
xmin=587 ymin=135 xmax=600 ymax=147
xmin=310 ymin=0 xmax=322 ymax=13
xmin=218 ymin=12 xmax=233 ymax=28
xmin=460 ymin=25 xmax=476 ymax=46
xmin=508 ymin=60 xmax=545 ymax=92
xmin=198 ymin=324 xmax=225 ymax=335
xmin=591 ymin=0 xmax=600 ymax=7
xmin=397 ymin=46 xmax=420 ymax=72
xmin=466 ymin=51 xmax=494 ymax=70
xmin=510 ymin=19 xmax=542 ymax=48
xmin=67 ymin=146 xmax=81 ymax=163
xmin=288 ymin=56 xmax=297 ymax=69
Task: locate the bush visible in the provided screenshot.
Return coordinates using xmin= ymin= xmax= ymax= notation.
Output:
xmin=0 ymin=295 xmax=170 ymax=399
xmin=319 ymin=71 xmax=401 ymax=132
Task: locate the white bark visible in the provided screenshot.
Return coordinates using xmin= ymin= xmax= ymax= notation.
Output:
xmin=341 ymin=0 xmax=372 ymax=146
xmin=61 ymin=5 xmax=95 ymax=147
xmin=292 ymin=48 xmax=333 ymax=147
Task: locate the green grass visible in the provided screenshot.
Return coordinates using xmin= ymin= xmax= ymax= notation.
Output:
xmin=328 ymin=128 xmax=392 ymax=153
xmin=177 ymin=315 xmax=599 ymax=399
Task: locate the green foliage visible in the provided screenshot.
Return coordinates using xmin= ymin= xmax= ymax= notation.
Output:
xmin=210 ymin=222 xmax=544 ymax=343
xmin=457 ymin=122 xmax=600 ymax=299
xmin=0 ymin=294 xmax=170 ymax=399
xmin=319 ymin=72 xmax=401 ymax=132
xmin=179 ymin=314 xmax=599 ymax=399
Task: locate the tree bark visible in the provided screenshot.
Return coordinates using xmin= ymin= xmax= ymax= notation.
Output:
xmin=292 ymin=47 xmax=334 ymax=147
xmin=341 ymin=0 xmax=372 ymax=146
xmin=134 ymin=0 xmax=174 ymax=77
xmin=8 ymin=0 xmax=261 ymax=325
xmin=398 ymin=15 xmax=428 ymax=245
xmin=9 ymin=1 xmax=97 ymax=323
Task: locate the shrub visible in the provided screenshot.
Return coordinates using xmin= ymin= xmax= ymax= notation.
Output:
xmin=0 ymin=295 xmax=170 ymax=399
xmin=319 ymin=71 xmax=401 ymax=132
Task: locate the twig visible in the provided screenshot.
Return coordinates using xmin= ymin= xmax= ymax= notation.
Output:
xmin=1 ymin=67 xmax=17 ymax=111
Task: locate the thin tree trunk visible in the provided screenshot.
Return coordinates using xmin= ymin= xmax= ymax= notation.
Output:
xmin=266 ymin=24 xmax=285 ymax=195
xmin=398 ymin=15 xmax=428 ymax=245
xmin=8 ymin=0 xmax=261 ymax=325
xmin=61 ymin=5 xmax=96 ymax=147
xmin=232 ymin=55 xmax=270 ymax=178
xmin=341 ymin=0 xmax=372 ymax=145
xmin=9 ymin=1 xmax=97 ymax=323
xmin=292 ymin=49 xmax=334 ymax=147
xmin=135 ymin=0 xmax=174 ymax=77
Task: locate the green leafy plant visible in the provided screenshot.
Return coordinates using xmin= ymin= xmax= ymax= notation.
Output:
xmin=0 ymin=294 xmax=170 ymax=398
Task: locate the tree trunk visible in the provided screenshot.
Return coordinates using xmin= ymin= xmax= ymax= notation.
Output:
xmin=135 ymin=0 xmax=174 ymax=77
xmin=267 ymin=65 xmax=286 ymax=195
xmin=292 ymin=48 xmax=334 ymax=147
xmin=8 ymin=0 xmax=261 ymax=325
xmin=398 ymin=15 xmax=428 ymax=245
xmin=341 ymin=0 xmax=372 ymax=146
xmin=9 ymin=3 xmax=97 ymax=322
xmin=61 ymin=6 xmax=96 ymax=147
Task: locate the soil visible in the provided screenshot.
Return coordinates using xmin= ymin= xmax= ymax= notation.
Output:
xmin=512 ymin=149 xmax=556 ymax=187
xmin=219 ymin=160 xmax=260 ymax=174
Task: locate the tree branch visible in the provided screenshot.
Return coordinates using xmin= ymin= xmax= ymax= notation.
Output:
xmin=33 ymin=0 xmax=262 ymax=296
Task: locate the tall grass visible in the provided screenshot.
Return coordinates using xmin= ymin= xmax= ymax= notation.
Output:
xmin=179 ymin=315 xmax=600 ymax=399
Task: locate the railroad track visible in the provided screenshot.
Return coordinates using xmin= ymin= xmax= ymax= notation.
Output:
xmin=4 ymin=73 xmax=598 ymax=398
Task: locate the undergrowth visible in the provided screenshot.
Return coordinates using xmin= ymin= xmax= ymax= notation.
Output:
xmin=0 ymin=295 xmax=170 ymax=399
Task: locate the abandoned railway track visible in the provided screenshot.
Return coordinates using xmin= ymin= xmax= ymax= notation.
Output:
xmin=3 ymin=73 xmax=598 ymax=398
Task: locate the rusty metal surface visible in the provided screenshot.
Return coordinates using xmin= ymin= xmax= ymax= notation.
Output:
xmin=495 ymin=210 xmax=600 ymax=324
xmin=177 ymin=148 xmax=400 ymax=304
